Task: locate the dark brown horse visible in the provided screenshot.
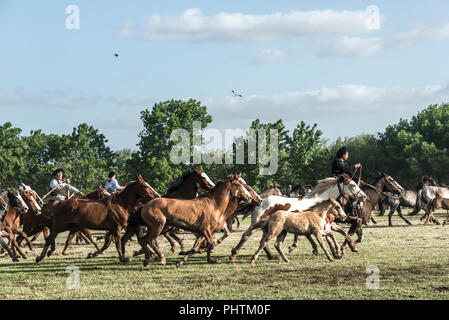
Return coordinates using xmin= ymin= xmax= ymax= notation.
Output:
xmin=121 ymin=167 xmax=215 ymax=258
xmin=138 ymin=174 xmax=253 ymax=266
xmin=35 ymin=175 xmax=160 ymax=263
xmin=340 ymin=171 xmax=404 ymax=251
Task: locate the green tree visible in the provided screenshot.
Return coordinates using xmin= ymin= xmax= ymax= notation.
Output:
xmin=0 ymin=122 xmax=25 ymax=188
xmin=136 ymin=99 xmax=213 ymax=192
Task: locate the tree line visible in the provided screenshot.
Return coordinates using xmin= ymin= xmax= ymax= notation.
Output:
xmin=1 ymin=99 xmax=448 ymax=196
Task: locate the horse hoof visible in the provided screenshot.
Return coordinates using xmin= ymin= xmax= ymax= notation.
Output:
xmin=12 ymin=257 xmax=19 ymax=262
xmin=179 ymin=250 xmax=188 ymax=256
xmin=22 ymin=255 xmax=28 ymax=259
xmin=143 ymin=259 xmax=150 ymax=267
xmin=35 ymin=257 xmax=41 ymax=263
xmin=160 ymin=259 xmax=166 ymax=266
xmin=229 ymin=256 xmax=237 ymax=263
xmin=312 ymin=250 xmax=318 ymax=256
xmin=87 ymin=253 xmax=94 ymax=259
xmin=120 ymin=257 xmax=130 ymax=263
xmin=176 ymin=261 xmax=182 ymax=268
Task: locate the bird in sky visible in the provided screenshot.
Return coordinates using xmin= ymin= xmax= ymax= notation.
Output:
xmin=232 ymin=90 xmax=243 ymax=97
xmin=114 ymin=53 xmax=119 ymax=57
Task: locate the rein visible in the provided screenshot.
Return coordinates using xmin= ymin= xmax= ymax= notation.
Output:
xmin=359 ymin=180 xmax=401 ymax=199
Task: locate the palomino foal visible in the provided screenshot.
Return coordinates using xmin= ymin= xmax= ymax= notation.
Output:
xmin=250 ymin=199 xmax=347 ymax=264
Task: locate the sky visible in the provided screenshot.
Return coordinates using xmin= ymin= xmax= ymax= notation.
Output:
xmin=2 ymin=1 xmax=449 ymax=151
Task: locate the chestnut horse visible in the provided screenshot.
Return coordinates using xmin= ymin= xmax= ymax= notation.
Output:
xmin=0 ymin=194 xmax=19 ymax=261
xmin=35 ymin=175 xmax=160 ymax=263
xmin=137 ymin=174 xmax=253 ymax=266
xmin=121 ymin=168 xmax=215 ymax=258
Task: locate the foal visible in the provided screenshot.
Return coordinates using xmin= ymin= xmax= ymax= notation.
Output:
xmin=250 ymin=199 xmax=347 ymax=264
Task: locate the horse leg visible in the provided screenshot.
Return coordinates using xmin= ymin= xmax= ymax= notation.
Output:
xmin=324 ymin=232 xmax=341 ymax=259
xmin=0 ymin=235 xmax=18 ymax=262
xmin=396 ymin=207 xmax=412 ymax=225
xmin=61 ymin=231 xmax=77 ymax=255
xmin=7 ymin=231 xmax=28 ymax=259
xmin=176 ymin=237 xmax=206 ymax=267
xmin=15 ymin=230 xmax=34 ymax=251
xmin=305 ymin=234 xmax=318 ymax=256
xmin=80 ymin=228 xmax=101 ymax=252
xmin=388 ymin=207 xmax=395 ymax=226
xmin=112 ymin=227 xmax=129 ymax=263
xmin=143 ymin=223 xmax=166 ymax=266
xmin=370 ymin=217 xmax=377 ymax=224
xmin=315 ymin=231 xmax=334 ymax=262
xmin=164 ymin=233 xmax=177 ymax=253
xmin=216 ymin=224 xmax=230 ymax=245
xmin=87 ymin=231 xmax=113 ymax=259
xmin=288 ymin=234 xmax=300 ymax=253
xmin=330 ymin=223 xmax=357 ymax=255
xmin=168 ymin=229 xmax=185 ymax=253
xmin=250 ymin=230 xmax=275 ymax=264
xmin=230 ymin=223 xmax=260 ymax=262
xmin=36 ymin=227 xmax=60 ymax=263
xmin=274 ymin=230 xmax=289 ymax=263
xmin=121 ymin=225 xmax=137 ymax=258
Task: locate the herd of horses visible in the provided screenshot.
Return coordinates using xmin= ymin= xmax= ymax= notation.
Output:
xmin=0 ymin=169 xmax=448 ymax=266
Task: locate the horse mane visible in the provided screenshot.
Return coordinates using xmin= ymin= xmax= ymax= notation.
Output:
xmin=167 ymin=171 xmax=195 ymax=193
xmin=198 ymin=178 xmax=231 ymax=197
xmin=307 ymin=199 xmax=332 ymax=212
xmin=308 ymin=177 xmax=337 ymax=197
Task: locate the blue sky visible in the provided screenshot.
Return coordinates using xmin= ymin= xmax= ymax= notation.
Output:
xmin=2 ymin=1 xmax=449 ymax=150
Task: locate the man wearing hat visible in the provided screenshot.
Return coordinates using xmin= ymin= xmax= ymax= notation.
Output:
xmin=48 ymin=168 xmax=84 ymax=201
xmin=104 ymin=171 xmax=124 ymax=194
xmin=331 ymin=147 xmax=362 ymax=224
xmin=331 ymin=146 xmax=361 ymax=180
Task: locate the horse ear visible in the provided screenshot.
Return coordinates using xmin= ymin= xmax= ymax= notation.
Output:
xmin=194 ymin=167 xmax=201 ymax=173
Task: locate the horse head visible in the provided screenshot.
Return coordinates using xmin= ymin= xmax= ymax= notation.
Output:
xmin=7 ymin=189 xmax=29 ymax=213
xmin=229 ymin=174 xmax=252 ymax=204
xmin=328 ymin=198 xmax=347 ymax=221
xmin=376 ymin=171 xmax=405 ymax=194
xmin=193 ymin=167 xmax=215 ymax=191
xmin=21 ymin=190 xmax=41 ymax=213
xmin=237 ymin=174 xmax=263 ymax=205
xmin=136 ymin=175 xmax=161 ymax=201
xmin=0 ymin=196 xmax=6 ymax=211
xmin=337 ymin=174 xmax=368 ymax=202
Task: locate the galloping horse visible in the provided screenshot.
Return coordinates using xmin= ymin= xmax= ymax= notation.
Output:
xmin=340 ymin=171 xmax=404 ymax=251
xmin=137 ymin=174 xmax=253 ymax=266
xmin=121 ymin=168 xmax=215 ymax=258
xmin=259 ymin=184 xmax=282 ymax=197
xmin=229 ymin=174 xmax=367 ymax=262
xmin=0 ymin=190 xmax=30 ymax=261
xmin=35 ymin=175 xmax=160 ymax=263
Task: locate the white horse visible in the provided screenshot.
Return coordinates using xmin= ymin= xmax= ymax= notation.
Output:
xmin=420 ymin=185 xmax=449 ymax=224
xmin=230 ymin=175 xmax=368 ymax=262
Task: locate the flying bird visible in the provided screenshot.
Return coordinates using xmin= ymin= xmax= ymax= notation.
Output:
xmin=232 ymin=90 xmax=243 ymax=97
xmin=114 ymin=53 xmax=119 ymax=57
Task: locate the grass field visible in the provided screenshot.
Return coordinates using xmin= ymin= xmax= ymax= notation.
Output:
xmin=1 ymin=209 xmax=449 ymax=300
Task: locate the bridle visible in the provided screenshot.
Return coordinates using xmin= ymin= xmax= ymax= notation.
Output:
xmin=359 ymin=176 xmax=402 ymax=200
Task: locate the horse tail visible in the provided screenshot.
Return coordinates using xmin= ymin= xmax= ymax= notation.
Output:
xmin=259 ymin=203 xmax=291 ymax=220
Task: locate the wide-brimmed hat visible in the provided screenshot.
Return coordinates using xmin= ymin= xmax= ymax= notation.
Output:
xmin=336 ymin=146 xmax=348 ymax=158
xmin=52 ymin=168 xmax=64 ymax=176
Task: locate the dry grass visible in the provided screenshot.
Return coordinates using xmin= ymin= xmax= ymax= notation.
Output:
xmin=1 ymin=209 xmax=449 ymax=300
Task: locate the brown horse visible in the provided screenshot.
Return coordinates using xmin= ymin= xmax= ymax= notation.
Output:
xmin=250 ymin=199 xmax=347 ymax=264
xmin=0 ymin=196 xmax=16 ymax=259
xmin=121 ymin=167 xmax=215 ymax=258
xmin=137 ymin=174 xmax=253 ymax=266
xmin=1 ymin=190 xmax=32 ymax=260
xmin=259 ymin=184 xmax=282 ymax=197
xmin=35 ymin=175 xmax=160 ymax=263
xmin=340 ymin=171 xmax=404 ymax=252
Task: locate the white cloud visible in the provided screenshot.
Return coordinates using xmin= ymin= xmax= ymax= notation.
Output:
xmin=138 ymin=8 xmax=383 ymax=42
xmin=318 ymin=36 xmax=383 ymax=57
xmin=119 ymin=20 xmax=136 ymax=37
xmin=201 ymin=83 xmax=449 ymax=142
xmin=249 ymin=49 xmax=287 ymax=65
xmin=385 ymin=22 xmax=449 ymax=48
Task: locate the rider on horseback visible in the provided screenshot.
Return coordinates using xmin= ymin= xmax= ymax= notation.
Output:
xmin=48 ymin=168 xmax=84 ymax=201
xmin=331 ymin=147 xmax=362 ymax=224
